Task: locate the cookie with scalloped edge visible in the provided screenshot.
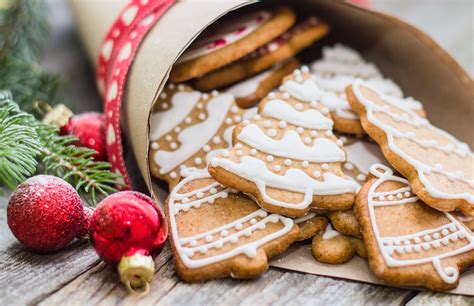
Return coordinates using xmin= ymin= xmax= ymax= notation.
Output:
xmin=167 ymin=169 xmax=299 ymax=282
xmin=149 ymin=83 xmax=255 ymax=188
xmin=227 ymin=58 xmax=299 ymax=108
xmin=193 ymin=17 xmax=329 ymax=91
xmin=209 ymin=68 xmax=360 ymax=218
xmin=311 ymin=223 xmax=367 ymax=264
xmin=170 ymin=7 xmax=296 ymax=83
xmin=347 ymin=80 xmax=474 ymax=216
xmin=355 ymin=164 xmax=474 ymax=291
xmin=311 ymin=44 xmax=424 ymax=135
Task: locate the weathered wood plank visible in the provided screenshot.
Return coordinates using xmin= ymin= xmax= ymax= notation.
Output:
xmin=407 ymin=291 xmax=474 ymax=306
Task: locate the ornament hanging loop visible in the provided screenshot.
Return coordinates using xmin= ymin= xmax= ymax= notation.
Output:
xmin=118 ymin=252 xmax=155 ymax=296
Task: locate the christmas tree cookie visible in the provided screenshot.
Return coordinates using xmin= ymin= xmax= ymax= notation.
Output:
xmin=209 ymin=68 xmax=359 ymax=217
xmin=149 ymin=83 xmax=253 ymax=188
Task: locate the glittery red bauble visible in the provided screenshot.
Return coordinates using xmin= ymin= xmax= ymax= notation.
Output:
xmin=89 ymin=191 xmax=167 ymax=265
xmin=78 ymin=206 xmax=94 ymax=238
xmin=62 ymin=112 xmax=107 ymax=161
xmin=7 ymin=175 xmax=86 ymax=252
xmin=89 ymin=191 xmax=167 ymax=294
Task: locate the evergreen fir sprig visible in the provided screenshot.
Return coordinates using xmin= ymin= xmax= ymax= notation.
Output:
xmin=0 ymin=91 xmax=41 ymax=190
xmin=37 ymin=124 xmax=124 ymax=204
xmin=0 ymin=91 xmax=123 ymax=204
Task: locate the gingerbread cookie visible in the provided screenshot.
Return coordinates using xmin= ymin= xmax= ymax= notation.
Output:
xmin=311 ymin=223 xmax=367 ymax=264
xmin=294 ymin=212 xmax=328 ymax=241
xmin=209 ymin=68 xmax=360 ymax=218
xmin=167 ymin=169 xmax=299 ymax=282
xmin=169 ymin=7 xmax=296 ymax=83
xmin=347 ymin=80 xmax=474 ymax=216
xmin=149 ymin=83 xmax=253 ymax=187
xmin=193 ymin=17 xmax=329 ymax=91
xmin=356 ymin=164 xmax=474 ymax=291
xmin=311 ymin=44 xmax=424 ymax=135
xmin=227 ymin=58 xmax=299 ymax=108
xmin=328 ymin=210 xmax=361 ymax=238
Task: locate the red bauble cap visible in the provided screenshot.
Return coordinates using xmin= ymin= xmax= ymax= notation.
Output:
xmin=7 ymin=175 xmax=86 ymax=252
xmin=89 ymin=191 xmax=167 ymax=294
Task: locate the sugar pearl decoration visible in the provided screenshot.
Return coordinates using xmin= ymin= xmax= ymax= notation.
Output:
xmin=250 ymin=149 xmax=257 ymax=155
xmin=321 ymin=163 xmax=329 ymax=170
xmin=282 ymin=92 xmax=290 ymax=100
xmin=267 ymin=129 xmax=277 ymax=137
xmin=278 ymin=121 xmax=287 ymax=128
xmin=263 ymin=120 xmax=272 ymax=128
xmin=301 ymin=161 xmax=309 ymax=168
xmin=170 ymin=172 xmax=177 ymax=179
xmin=194 ymin=158 xmax=202 ymax=165
xmin=284 ymin=159 xmax=292 ymax=166
xmin=295 ymin=103 xmax=303 ymax=110
xmin=344 ymin=163 xmax=354 ymax=170
xmin=266 ymin=155 xmax=274 ymax=162
xmin=170 ymin=142 xmax=178 ymax=149
xmin=313 ymin=171 xmax=321 ymax=178
xmin=213 ymin=136 xmax=221 ymax=144
xmin=273 ymin=165 xmax=281 ymax=172
xmin=203 ymin=145 xmax=211 ymax=152
xmin=296 ymin=127 xmax=304 ymax=134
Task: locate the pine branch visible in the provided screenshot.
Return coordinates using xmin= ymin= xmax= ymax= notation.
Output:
xmin=0 ymin=91 xmax=42 ymax=190
xmin=37 ymin=124 xmax=124 ymax=205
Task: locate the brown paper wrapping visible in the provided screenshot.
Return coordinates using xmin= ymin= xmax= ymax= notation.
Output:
xmin=70 ymin=0 xmax=473 ymax=295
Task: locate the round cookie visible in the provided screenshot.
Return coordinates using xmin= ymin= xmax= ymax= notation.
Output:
xmin=167 ymin=169 xmax=299 ymax=282
xmin=311 ymin=223 xmax=366 ymax=264
xmin=149 ymin=83 xmax=254 ymax=188
xmin=209 ymin=68 xmax=360 ymax=218
xmin=227 ymin=58 xmax=299 ymax=108
xmin=328 ymin=210 xmax=361 ymax=238
xmin=169 ymin=7 xmax=296 ymax=83
xmin=294 ymin=212 xmax=328 ymax=241
xmin=193 ymin=17 xmax=329 ymax=91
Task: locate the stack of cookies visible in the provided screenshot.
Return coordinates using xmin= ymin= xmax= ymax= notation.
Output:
xmin=149 ymin=6 xmax=474 ymax=291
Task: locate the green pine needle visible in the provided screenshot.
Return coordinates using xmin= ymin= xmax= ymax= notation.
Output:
xmin=0 ymin=91 xmax=41 ymax=190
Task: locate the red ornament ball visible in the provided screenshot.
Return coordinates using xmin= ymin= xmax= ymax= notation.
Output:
xmin=89 ymin=191 xmax=167 ymax=265
xmin=62 ymin=112 xmax=107 ymax=161
xmin=89 ymin=191 xmax=167 ymax=294
xmin=7 ymin=175 xmax=86 ymax=252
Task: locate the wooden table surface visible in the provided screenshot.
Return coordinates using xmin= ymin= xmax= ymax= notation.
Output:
xmin=1 ymin=1 xmax=473 ymax=305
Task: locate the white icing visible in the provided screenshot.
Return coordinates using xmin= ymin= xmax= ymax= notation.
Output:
xmin=344 ymin=140 xmax=387 ymax=174
xmin=261 ymin=99 xmax=333 ymax=130
xmin=322 ymin=223 xmax=340 ymax=240
xmin=294 ymin=212 xmax=317 ymax=224
xmin=321 ymin=44 xmax=363 ymax=63
xmin=154 ymin=93 xmax=234 ymax=173
xmin=211 ymin=156 xmax=359 ymax=209
xmin=227 ymin=69 xmax=273 ymax=98
xmin=311 ymin=60 xmax=381 ymax=78
xmin=205 ymin=125 xmax=234 ymax=164
xmin=150 ymin=91 xmax=201 ymax=141
xmin=279 ymin=78 xmax=324 ymax=103
xmin=237 ymin=124 xmax=346 ymax=163
xmin=366 ymin=164 xmax=474 ymax=284
xmin=168 ymin=169 xmax=294 ymax=268
xmin=353 ymin=80 xmax=474 ymax=204
xmin=177 ymin=11 xmax=271 ymax=63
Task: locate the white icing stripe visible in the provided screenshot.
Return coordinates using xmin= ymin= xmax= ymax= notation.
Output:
xmin=322 ymin=223 xmax=340 ymax=240
xmin=311 ymin=60 xmax=381 ymax=78
xmin=211 ymin=156 xmax=359 ymax=209
xmin=150 ymin=91 xmax=201 ymax=141
xmin=237 ymin=124 xmax=346 ymax=163
xmin=366 ymin=164 xmax=474 ymax=284
xmin=294 ymin=212 xmax=317 ymax=224
xmin=319 ymin=92 xmax=358 ymax=120
xmin=322 ymin=44 xmax=363 ymax=63
xmin=168 ymin=169 xmax=294 ymax=269
xmin=353 ymin=80 xmax=474 ymax=204
xmin=279 ymin=78 xmax=324 ymax=103
xmin=227 ymin=69 xmax=273 ymax=98
xmin=261 ymin=99 xmax=333 ymax=130
xmin=154 ymin=93 xmax=234 ymax=173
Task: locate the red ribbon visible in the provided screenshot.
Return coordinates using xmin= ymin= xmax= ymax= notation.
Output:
xmin=96 ymin=0 xmax=175 ymax=189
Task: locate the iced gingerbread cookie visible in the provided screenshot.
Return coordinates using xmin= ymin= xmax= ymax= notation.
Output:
xmin=294 ymin=212 xmax=329 ymax=241
xmin=356 ymin=164 xmax=474 ymax=291
xmin=227 ymin=58 xmax=299 ymax=108
xmin=311 ymin=44 xmax=424 ymax=135
xmin=347 ymin=80 xmax=474 ymax=216
xmin=169 ymin=7 xmax=296 ymax=83
xmin=194 ymin=17 xmax=329 ymax=91
xmin=311 ymin=223 xmax=367 ymax=264
xmin=149 ymin=83 xmax=252 ymax=187
xmin=167 ymin=169 xmax=299 ymax=282
xmin=209 ymin=68 xmax=360 ymax=218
